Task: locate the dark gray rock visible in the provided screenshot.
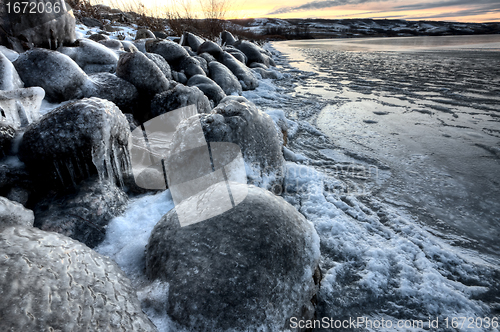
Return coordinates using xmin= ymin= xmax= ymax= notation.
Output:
xmin=13 ymin=48 xmax=87 ymax=102
xmin=151 ymin=84 xmax=211 ymax=117
xmin=153 ymin=31 xmax=168 ymax=39
xmin=99 ymin=39 xmax=124 ymax=51
xmin=58 ymin=38 xmax=119 ymax=74
xmin=170 ymin=70 xmax=187 ymax=85
xmin=202 ymin=97 xmax=284 ymax=190
xmin=234 ymin=40 xmax=275 ymax=67
xmin=0 ymin=226 xmax=158 ymax=331
xmin=0 ymin=0 xmax=75 ymax=51
xmin=220 ymin=52 xmax=258 ymax=91
xmin=197 ymin=40 xmax=223 ymax=58
xmin=116 ymin=52 xmax=170 ymax=97
xmin=136 ymin=29 xmax=156 ymax=40
xmin=183 ymin=46 xmax=196 ymax=56
xmin=177 ymin=56 xmax=206 ymax=78
xmin=198 ymin=52 xmax=216 ymax=63
xmin=145 ymin=39 xmax=189 ymax=64
xmin=19 ymin=98 xmax=131 ymax=190
xmin=146 ymin=183 xmax=320 ymax=332
xmin=193 ymin=55 xmax=209 ymax=75
xmin=82 ymin=73 xmax=138 ymax=112
xmin=0 ymin=196 xmax=33 ymax=230
xmin=224 ymin=46 xmax=247 ymax=64
xmin=221 ymin=30 xmax=238 ymax=46
xmin=81 ymin=17 xmax=104 ymax=29
xmin=34 ymin=178 xmax=127 ymax=248
xmin=181 ymin=32 xmax=205 ymax=52
xmin=208 ymin=61 xmax=242 ymax=95
xmin=187 ymin=75 xmax=226 ymax=106
xmin=0 ymin=52 xmax=23 ymax=91
xmin=132 ymin=38 xmax=156 ymax=53
xmin=145 ymin=52 xmax=172 ymax=80
xmin=88 ymin=33 xmax=109 ymax=42
xmin=0 ymin=122 xmax=15 ymax=158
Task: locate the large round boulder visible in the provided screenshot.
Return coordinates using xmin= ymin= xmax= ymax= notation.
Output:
xmin=13 ymin=48 xmax=87 ymax=102
xmin=234 ymin=40 xmax=275 ymax=67
xmin=150 ymin=84 xmax=211 ymax=117
xmin=224 ymin=46 xmax=247 ymax=64
xmin=116 ymin=52 xmax=170 ymax=97
xmin=208 ymin=61 xmax=242 ymax=95
xmin=34 ymin=178 xmax=127 ymax=248
xmin=177 ymin=56 xmax=206 ymax=78
xmin=221 ymin=30 xmax=237 ymax=46
xmin=145 ymin=39 xmax=190 ymax=64
xmin=197 ymin=40 xmax=223 ymax=58
xmin=82 ymin=72 xmax=139 ymax=113
xmin=180 ymin=32 xmax=204 ymax=52
xmin=187 ymin=74 xmax=226 ymax=106
xmin=202 ymin=97 xmax=284 ymax=190
xmin=145 ymin=183 xmax=320 ymax=332
xmin=220 ymin=52 xmax=258 ymax=91
xmin=18 ymin=98 xmax=131 ymax=190
xmin=0 ymin=0 xmax=75 ymax=52
xmin=136 ymin=28 xmax=155 ymax=40
xmin=58 ymin=39 xmax=119 ymax=74
xmin=145 ymin=53 xmax=172 ymax=80
xmin=0 ymin=52 xmax=23 ymax=91
xmin=0 ymin=225 xmax=157 ymax=331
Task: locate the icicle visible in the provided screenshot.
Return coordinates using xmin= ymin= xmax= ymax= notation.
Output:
xmin=91 ymin=144 xmax=105 ymax=182
xmin=65 ymin=158 xmax=77 ymax=188
xmin=53 ymin=160 xmax=65 ymax=187
xmin=112 ymin=142 xmax=125 ymax=188
xmin=74 ymin=153 xmax=84 ymax=180
xmin=48 ymin=38 xmax=52 ymax=50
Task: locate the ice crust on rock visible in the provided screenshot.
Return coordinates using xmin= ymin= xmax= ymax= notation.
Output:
xmin=151 ymin=84 xmax=211 ymax=117
xmin=176 ymin=56 xmax=206 ymax=78
xmin=0 ymin=226 xmax=157 ymax=332
xmin=0 ymin=196 xmax=34 ymax=230
xmin=221 ymin=30 xmax=237 ymax=46
xmin=145 ymin=53 xmax=173 ymax=80
xmin=0 ymin=87 xmax=44 ymax=127
xmin=0 ymin=122 xmax=16 ymax=158
xmin=82 ymin=72 xmax=139 ymax=112
xmin=116 ymin=52 xmax=170 ymax=97
xmin=19 ymin=98 xmax=132 ymax=189
xmin=13 ymin=48 xmax=87 ymax=102
xmin=220 ymin=52 xmax=259 ymax=90
xmin=197 ymin=40 xmax=223 ymax=58
xmin=180 ymin=32 xmax=205 ymax=52
xmin=234 ymin=40 xmax=276 ymax=67
xmin=58 ymin=38 xmax=119 ymax=74
xmin=34 ymin=178 xmax=128 ymax=248
xmin=208 ymin=61 xmax=242 ymax=95
xmin=0 ymin=51 xmax=23 ymax=91
xmin=187 ymin=74 xmax=226 ymax=105
xmin=201 ymin=97 xmax=284 ymax=191
xmin=145 ymin=183 xmax=320 ymax=332
xmin=145 ymin=39 xmax=190 ymax=64
xmin=0 ymin=46 xmax=19 ymax=62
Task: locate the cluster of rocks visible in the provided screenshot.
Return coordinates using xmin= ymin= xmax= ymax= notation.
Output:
xmin=1 ymin=6 xmax=321 ymax=332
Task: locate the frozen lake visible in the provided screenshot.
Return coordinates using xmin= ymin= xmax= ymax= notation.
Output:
xmin=273 ymin=35 xmax=500 ymax=258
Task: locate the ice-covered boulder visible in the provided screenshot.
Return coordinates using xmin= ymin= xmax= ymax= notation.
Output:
xmin=58 ymin=39 xmax=119 ymax=74
xmin=145 ymin=53 xmax=172 ymax=80
xmin=136 ymin=28 xmax=155 ymax=40
xmin=202 ymin=97 xmax=284 ymax=190
xmin=88 ymin=33 xmax=109 ymax=42
xmin=252 ymin=67 xmax=281 ymax=79
xmin=0 ymin=46 xmax=19 ymax=62
xmin=224 ymin=46 xmax=247 ymax=64
xmin=183 ymin=46 xmax=196 ymax=56
xmin=197 ymin=40 xmax=223 ymax=58
xmin=19 ymin=98 xmax=131 ymax=189
xmin=13 ymin=48 xmax=87 ymax=102
xmin=145 ymin=183 xmax=320 ymax=332
xmin=121 ymin=40 xmax=139 ymax=53
xmin=82 ymin=73 xmax=138 ymax=113
xmin=180 ymin=32 xmax=205 ymax=52
xmin=193 ymin=55 xmax=209 ymax=75
xmin=0 ymin=196 xmax=34 ymax=230
xmin=198 ymin=52 xmax=216 ymax=64
xmin=234 ymin=40 xmax=275 ymax=67
xmin=0 ymin=226 xmax=157 ymax=331
xmin=0 ymin=122 xmax=15 ymax=158
xmin=34 ymin=179 xmax=127 ymax=248
xmin=150 ymin=84 xmax=211 ymax=117
xmin=187 ymin=75 xmax=226 ymax=106
xmin=145 ymin=39 xmax=190 ymax=64
xmin=0 ymin=52 xmax=23 ymax=91
xmin=171 ymin=70 xmax=187 ymax=85
xmin=220 ymin=52 xmax=258 ymax=90
xmin=177 ymin=56 xmax=206 ymax=78
xmin=0 ymin=0 xmax=75 ymax=52
xmin=208 ymin=61 xmax=242 ymax=95
xmin=132 ymin=38 xmax=156 ymax=53
xmin=99 ymin=39 xmax=124 ymax=51
xmin=116 ymin=52 xmax=170 ymax=97
xmin=221 ymin=30 xmax=238 ymax=46
xmin=0 ymin=87 xmax=44 ymax=127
